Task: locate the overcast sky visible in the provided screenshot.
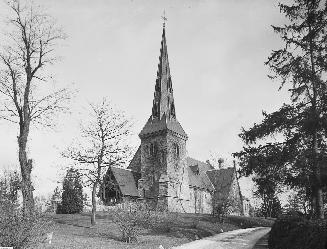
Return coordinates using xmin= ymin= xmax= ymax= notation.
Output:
xmin=0 ymin=0 xmax=290 ymax=199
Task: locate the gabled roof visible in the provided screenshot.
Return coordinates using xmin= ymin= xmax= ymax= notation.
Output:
xmin=187 ymin=157 xmax=215 ymax=191
xmin=110 ymin=167 xmax=140 ymax=197
xmin=206 ymin=167 xmax=235 ymax=199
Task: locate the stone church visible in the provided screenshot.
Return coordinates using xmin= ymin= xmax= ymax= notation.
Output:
xmin=101 ymin=25 xmax=243 ymax=215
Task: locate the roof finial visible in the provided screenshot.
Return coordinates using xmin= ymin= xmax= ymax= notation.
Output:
xmin=161 ymin=10 xmax=167 ymax=28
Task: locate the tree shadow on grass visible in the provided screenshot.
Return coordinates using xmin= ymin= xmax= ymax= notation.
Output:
xmin=52 ymin=217 xmax=93 ymax=229
xmin=145 ymin=225 xmax=213 ymax=241
xmin=75 ymin=229 xmax=122 ymax=242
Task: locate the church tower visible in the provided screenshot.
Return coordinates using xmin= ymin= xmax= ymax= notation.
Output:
xmin=138 ymin=24 xmax=190 ymax=212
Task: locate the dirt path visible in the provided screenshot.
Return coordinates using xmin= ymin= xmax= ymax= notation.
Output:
xmin=172 ymin=227 xmax=270 ymax=249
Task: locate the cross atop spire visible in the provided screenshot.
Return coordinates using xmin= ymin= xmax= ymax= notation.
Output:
xmin=161 ymin=10 xmax=167 ymax=28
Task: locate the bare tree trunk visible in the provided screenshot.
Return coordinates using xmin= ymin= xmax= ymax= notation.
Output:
xmin=91 ymin=152 xmax=103 ymax=226
xmin=91 ymin=182 xmax=98 ymax=226
xmin=18 ymin=121 xmax=35 ymax=216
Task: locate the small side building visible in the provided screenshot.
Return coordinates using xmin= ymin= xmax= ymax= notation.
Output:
xmin=100 ymin=166 xmax=140 ymax=205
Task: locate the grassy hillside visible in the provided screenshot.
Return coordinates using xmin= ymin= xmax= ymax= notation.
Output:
xmin=37 ymin=212 xmax=232 ymax=248
xmin=35 ymin=212 xmax=274 ymax=249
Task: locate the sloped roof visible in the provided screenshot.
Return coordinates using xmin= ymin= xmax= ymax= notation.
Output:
xmin=187 ymin=157 xmax=215 ymax=191
xmin=206 ymin=167 xmax=235 ymax=199
xmin=139 ymin=115 xmax=187 ymax=138
xmin=127 ymin=146 xmax=141 ymax=172
xmin=125 ymin=150 xmax=236 ymax=195
xmin=111 ymin=167 xmax=139 ymax=197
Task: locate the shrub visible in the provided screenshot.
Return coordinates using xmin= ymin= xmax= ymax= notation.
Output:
xmin=269 ymin=216 xmax=327 ymax=249
xmin=212 ymin=195 xmax=241 ymax=222
xmin=0 ymin=171 xmax=53 ymax=248
xmin=0 ymin=200 xmax=53 ymax=248
xmin=226 ymin=215 xmax=275 ymax=228
xmin=110 ymin=202 xmax=178 ymax=242
xmin=111 ymin=203 xmax=146 ymax=242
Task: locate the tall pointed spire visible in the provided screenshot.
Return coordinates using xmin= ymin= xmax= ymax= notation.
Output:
xmin=152 ymin=24 xmax=176 ymax=121
xmin=139 ymin=22 xmax=187 ymax=139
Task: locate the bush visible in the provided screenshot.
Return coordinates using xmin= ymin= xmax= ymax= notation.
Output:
xmin=226 ymin=215 xmax=275 ymax=228
xmin=269 ymin=216 xmax=327 ymax=249
xmin=0 ymin=201 xmax=53 ymax=248
xmin=0 ymin=170 xmax=53 ymax=248
xmin=110 ymin=202 xmax=178 ymax=242
xmin=111 ymin=202 xmax=147 ymax=242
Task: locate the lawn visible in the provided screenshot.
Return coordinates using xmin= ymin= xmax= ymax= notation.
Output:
xmin=36 ymin=212 xmax=273 ymax=249
xmin=35 ymin=212 xmax=237 ymax=249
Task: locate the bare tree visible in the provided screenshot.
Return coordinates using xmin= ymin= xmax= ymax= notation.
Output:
xmin=63 ymin=98 xmax=132 ymax=225
xmin=0 ymin=0 xmax=69 ymax=216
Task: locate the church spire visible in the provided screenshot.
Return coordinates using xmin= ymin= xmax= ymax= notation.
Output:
xmin=139 ymin=21 xmax=187 ymax=139
xmin=151 ymin=22 xmax=176 ymax=121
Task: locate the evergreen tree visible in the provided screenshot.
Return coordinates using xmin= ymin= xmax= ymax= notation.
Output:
xmin=234 ymin=0 xmax=327 ymax=219
xmin=58 ymin=168 xmax=84 ymax=214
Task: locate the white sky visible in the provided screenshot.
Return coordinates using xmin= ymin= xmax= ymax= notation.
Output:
xmin=0 ymin=0 xmax=290 ymax=199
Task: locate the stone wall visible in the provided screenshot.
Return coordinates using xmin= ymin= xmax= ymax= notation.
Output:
xmin=166 ymin=131 xmax=190 ymax=213
xmin=189 ymin=187 xmax=212 ymax=214
xmin=139 ymin=132 xmax=168 ymax=209
xmin=138 ymin=130 xmax=190 ymax=212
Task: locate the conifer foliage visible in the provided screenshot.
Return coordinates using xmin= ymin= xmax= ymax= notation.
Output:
xmin=57 ymin=168 xmax=84 ymax=214
xmin=234 ymin=0 xmax=327 ymax=219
